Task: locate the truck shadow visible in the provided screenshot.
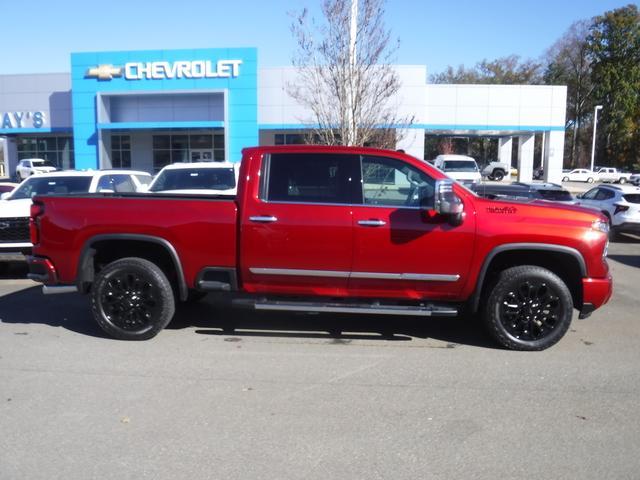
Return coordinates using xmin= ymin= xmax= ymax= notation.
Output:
xmin=0 ymin=286 xmax=497 ymax=348
xmin=171 ymin=300 xmax=497 ymax=349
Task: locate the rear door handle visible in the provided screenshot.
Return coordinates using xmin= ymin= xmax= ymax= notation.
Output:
xmin=249 ymin=215 xmax=278 ymax=223
xmin=357 ymin=219 xmax=387 ymax=227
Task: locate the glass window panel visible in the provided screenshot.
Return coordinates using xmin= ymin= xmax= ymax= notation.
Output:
xmin=111 ymin=135 xmax=121 ymax=149
xmin=274 ymin=134 xmax=285 ymax=145
xmin=361 ymin=156 xmax=435 ymax=208
xmin=57 ymin=137 xmax=71 ymax=151
xmin=171 ymin=149 xmax=188 ymax=163
xmin=121 ymin=151 xmax=131 ymax=168
xmin=214 ymin=149 xmax=225 ymax=161
xmin=153 ymin=151 xmax=171 ymax=171
xmin=171 ymin=135 xmax=188 ymax=149
xmin=121 ymin=136 xmax=131 ymax=149
xmin=190 ymin=134 xmax=212 ymax=149
xmin=112 ymin=151 xmax=122 ymax=168
xmin=267 ymin=153 xmax=357 ymax=204
xmin=213 ymin=134 xmax=225 ymax=149
xmin=153 ymin=135 xmax=170 ymax=149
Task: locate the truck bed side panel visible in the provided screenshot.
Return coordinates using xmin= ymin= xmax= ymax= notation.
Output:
xmin=34 ymin=195 xmax=237 ymax=288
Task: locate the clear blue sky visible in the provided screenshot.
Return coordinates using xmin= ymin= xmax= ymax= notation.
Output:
xmin=0 ymin=0 xmax=632 ymax=76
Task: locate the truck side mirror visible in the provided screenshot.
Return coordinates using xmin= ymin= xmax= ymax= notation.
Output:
xmin=434 ymin=179 xmax=464 ymax=226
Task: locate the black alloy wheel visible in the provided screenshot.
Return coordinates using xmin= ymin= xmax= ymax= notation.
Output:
xmin=91 ymin=257 xmax=175 ymax=340
xmin=484 ymin=265 xmax=573 ymax=351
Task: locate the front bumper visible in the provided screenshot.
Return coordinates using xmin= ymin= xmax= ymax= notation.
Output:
xmin=579 ymin=275 xmax=613 ymax=318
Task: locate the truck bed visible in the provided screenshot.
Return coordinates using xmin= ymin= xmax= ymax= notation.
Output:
xmin=33 ymin=193 xmax=238 ymax=288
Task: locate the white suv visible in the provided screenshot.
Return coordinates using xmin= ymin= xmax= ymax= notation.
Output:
xmin=148 ymin=162 xmax=239 ymax=195
xmin=15 ymin=158 xmax=57 ymax=181
xmin=433 ymin=154 xmax=481 ymax=184
xmin=0 ymin=170 xmax=152 ymax=259
xmin=576 ymin=184 xmax=640 ymax=239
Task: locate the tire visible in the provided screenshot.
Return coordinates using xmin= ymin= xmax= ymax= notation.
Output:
xmin=619 ymin=178 xmax=627 ymax=184
xmin=587 ymin=177 xmax=594 ymax=183
xmin=562 ymin=176 xmax=569 ymax=182
xmin=184 ymin=290 xmax=208 ymax=303
xmin=492 ymin=170 xmax=505 ymax=181
xmin=483 ymin=265 xmax=573 ymax=351
xmin=91 ymin=257 xmax=176 ymax=340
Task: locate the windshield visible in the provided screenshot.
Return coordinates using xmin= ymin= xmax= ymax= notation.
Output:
xmin=537 ymin=190 xmax=573 ymax=201
xmin=32 ymin=160 xmax=56 ymax=168
xmin=442 ymin=160 xmax=478 ymax=172
xmin=149 ymin=168 xmax=236 ymax=192
xmin=10 ymin=176 xmax=92 ymax=200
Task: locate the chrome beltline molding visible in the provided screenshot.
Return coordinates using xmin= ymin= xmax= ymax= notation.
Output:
xmin=249 ymin=267 xmax=460 ymax=282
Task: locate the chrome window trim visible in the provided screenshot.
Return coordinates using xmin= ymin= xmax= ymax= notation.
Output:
xmin=249 ymin=267 xmax=460 ymax=282
xmin=259 ymin=199 xmax=424 ymax=210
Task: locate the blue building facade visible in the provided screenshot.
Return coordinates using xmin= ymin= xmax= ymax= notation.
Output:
xmin=70 ymin=48 xmax=257 ymax=170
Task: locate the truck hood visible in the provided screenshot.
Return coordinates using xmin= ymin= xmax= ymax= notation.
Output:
xmin=0 ymin=198 xmax=32 ymax=218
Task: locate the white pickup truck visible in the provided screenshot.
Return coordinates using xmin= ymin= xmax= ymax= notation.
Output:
xmin=596 ymin=167 xmax=632 ymax=184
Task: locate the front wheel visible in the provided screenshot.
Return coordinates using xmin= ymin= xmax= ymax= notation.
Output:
xmin=587 ymin=177 xmax=594 ymax=183
xmin=91 ymin=257 xmax=176 ymax=340
xmin=562 ymin=176 xmax=569 ymax=182
xmin=483 ymin=266 xmax=573 ymax=351
xmin=618 ymin=178 xmax=627 ymax=184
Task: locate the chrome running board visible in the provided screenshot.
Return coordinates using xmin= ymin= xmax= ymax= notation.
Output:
xmin=253 ymin=300 xmax=458 ymax=317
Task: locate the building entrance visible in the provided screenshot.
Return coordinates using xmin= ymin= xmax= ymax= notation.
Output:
xmin=190 ymin=149 xmax=214 ymax=162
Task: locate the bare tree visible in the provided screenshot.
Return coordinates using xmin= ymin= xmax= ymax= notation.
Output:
xmin=544 ymin=20 xmax=594 ymax=167
xmin=288 ymin=0 xmax=413 ymax=148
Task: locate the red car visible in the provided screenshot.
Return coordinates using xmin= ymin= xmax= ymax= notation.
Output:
xmin=27 ymin=146 xmax=612 ymax=350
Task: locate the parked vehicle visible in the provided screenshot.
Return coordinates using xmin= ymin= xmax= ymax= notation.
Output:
xmin=481 ymin=161 xmax=510 ymax=181
xmin=433 ymin=154 xmax=481 ymax=184
xmin=0 ymin=170 xmax=152 ymax=259
xmin=15 ymin=158 xmax=57 ymax=181
xmin=27 ymin=146 xmax=612 ymax=351
xmin=630 ymin=173 xmax=640 ymax=186
xmin=148 ymin=162 xmax=239 ymax=195
xmin=471 ymin=182 xmax=575 ymax=204
xmin=562 ymin=169 xmax=596 ymax=183
xmin=575 ymin=184 xmax=640 ymax=239
xmin=595 ymin=167 xmax=632 ymax=184
xmin=0 ymin=182 xmax=18 ymax=194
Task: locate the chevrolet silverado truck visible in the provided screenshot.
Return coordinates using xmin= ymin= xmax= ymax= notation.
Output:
xmin=27 ymin=146 xmax=612 ymax=350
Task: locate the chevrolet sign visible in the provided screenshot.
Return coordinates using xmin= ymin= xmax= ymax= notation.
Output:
xmin=86 ymin=60 xmax=242 ymax=81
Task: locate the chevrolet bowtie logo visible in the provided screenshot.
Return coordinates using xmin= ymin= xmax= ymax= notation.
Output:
xmin=85 ymin=64 xmax=123 ymax=80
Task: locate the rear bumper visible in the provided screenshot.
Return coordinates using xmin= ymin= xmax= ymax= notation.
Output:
xmin=580 ymin=276 xmax=613 ymax=318
xmin=26 ymin=255 xmax=58 ymax=285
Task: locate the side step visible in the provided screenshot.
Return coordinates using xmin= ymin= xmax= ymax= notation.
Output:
xmin=251 ymin=300 xmax=458 ymax=317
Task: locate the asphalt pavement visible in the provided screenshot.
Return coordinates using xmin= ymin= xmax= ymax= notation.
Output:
xmin=1 ymin=235 xmax=639 ymax=480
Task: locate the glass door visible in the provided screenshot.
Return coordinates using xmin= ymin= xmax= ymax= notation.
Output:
xmin=190 ymin=149 xmax=214 ymax=162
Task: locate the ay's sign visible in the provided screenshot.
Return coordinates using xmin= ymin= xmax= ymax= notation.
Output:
xmin=1 ymin=111 xmax=46 ymax=129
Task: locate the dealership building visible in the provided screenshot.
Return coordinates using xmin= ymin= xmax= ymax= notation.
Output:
xmin=0 ymin=47 xmax=567 ymax=183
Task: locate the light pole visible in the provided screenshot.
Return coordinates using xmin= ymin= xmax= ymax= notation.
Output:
xmin=590 ymin=105 xmax=603 ymax=172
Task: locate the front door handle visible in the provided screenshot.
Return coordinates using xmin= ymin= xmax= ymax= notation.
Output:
xmin=357 ymin=219 xmax=387 ymax=227
xmin=249 ymin=215 xmax=278 ymax=223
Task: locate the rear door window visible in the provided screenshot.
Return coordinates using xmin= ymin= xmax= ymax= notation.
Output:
xmin=623 ymin=194 xmax=640 ymax=204
xmin=264 ymin=153 xmax=360 ymax=204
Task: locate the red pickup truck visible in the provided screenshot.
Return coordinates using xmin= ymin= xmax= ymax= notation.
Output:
xmin=27 ymin=146 xmax=612 ymax=350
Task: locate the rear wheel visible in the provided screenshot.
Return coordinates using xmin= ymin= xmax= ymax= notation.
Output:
xmin=483 ymin=266 xmax=573 ymax=351
xmin=587 ymin=177 xmax=594 ymax=183
xmin=492 ymin=170 xmax=505 ymax=181
xmin=619 ymin=177 xmax=627 ymax=184
xmin=562 ymin=176 xmax=569 ymax=182
xmin=91 ymin=257 xmax=175 ymax=340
